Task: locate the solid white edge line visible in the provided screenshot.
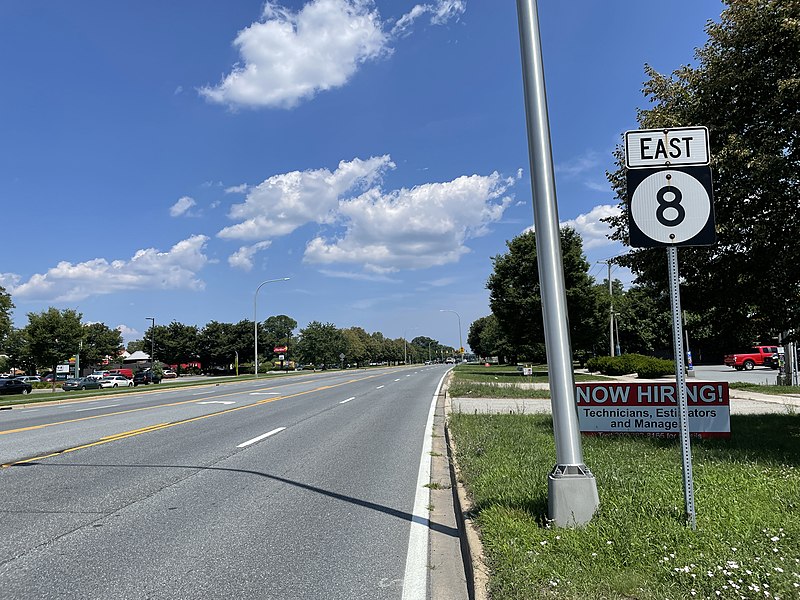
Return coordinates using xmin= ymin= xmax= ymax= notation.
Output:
xmin=401 ymin=370 xmax=447 ymax=600
xmin=237 ymin=427 xmax=286 ymax=448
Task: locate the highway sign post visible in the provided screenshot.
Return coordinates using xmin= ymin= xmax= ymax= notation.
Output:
xmin=625 ymin=126 xmax=716 ymax=530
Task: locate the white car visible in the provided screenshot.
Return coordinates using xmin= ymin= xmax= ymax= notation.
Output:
xmin=99 ymin=375 xmax=133 ymax=388
xmin=14 ymin=375 xmax=41 ymax=383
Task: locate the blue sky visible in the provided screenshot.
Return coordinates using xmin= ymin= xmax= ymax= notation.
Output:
xmin=0 ymin=0 xmax=724 ymax=349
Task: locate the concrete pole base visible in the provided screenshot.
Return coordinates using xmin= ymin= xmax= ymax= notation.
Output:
xmin=548 ymin=464 xmax=600 ymax=527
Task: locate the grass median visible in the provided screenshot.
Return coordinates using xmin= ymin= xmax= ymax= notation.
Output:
xmin=448 ymin=412 xmax=800 ymax=600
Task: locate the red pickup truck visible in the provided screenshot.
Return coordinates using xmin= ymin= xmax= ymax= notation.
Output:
xmin=723 ymin=346 xmax=779 ymax=370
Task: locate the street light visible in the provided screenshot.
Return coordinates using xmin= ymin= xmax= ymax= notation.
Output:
xmin=146 ymin=317 xmax=155 ymax=368
xmin=254 ymin=278 xmax=290 ymax=378
xmin=440 ymin=309 xmax=463 ymax=362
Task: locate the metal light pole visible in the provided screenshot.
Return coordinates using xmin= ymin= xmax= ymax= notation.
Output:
xmin=439 ymin=310 xmax=463 ymax=361
xmin=146 ymin=317 xmax=155 ymax=368
xmin=254 ymin=278 xmax=290 ymax=378
xmin=517 ymin=0 xmax=599 ymax=526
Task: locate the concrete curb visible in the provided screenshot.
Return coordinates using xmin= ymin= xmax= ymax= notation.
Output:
xmin=441 ymin=374 xmax=490 ymax=600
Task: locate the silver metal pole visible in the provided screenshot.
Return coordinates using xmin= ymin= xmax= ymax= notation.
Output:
xmin=516 ymin=0 xmax=598 ymax=526
xmin=254 ymin=278 xmax=290 ymax=378
xmin=667 ymin=247 xmax=697 ymax=529
xmin=608 ymin=261 xmax=614 ymax=356
xmin=440 ymin=310 xmax=463 ymax=362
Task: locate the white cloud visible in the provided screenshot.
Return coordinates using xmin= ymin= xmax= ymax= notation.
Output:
xmin=225 ymin=183 xmax=249 ymax=194
xmin=392 ymin=1 xmax=465 ymax=35
xmin=304 ymin=171 xmax=515 ymax=271
xmin=560 ymin=204 xmax=621 ymax=249
xmin=217 ymin=155 xmax=394 ymax=241
xmin=116 ymin=324 xmax=138 ymax=341
xmin=318 ymin=269 xmax=399 ymax=282
xmin=555 ymin=151 xmax=602 ymax=178
xmin=199 ymin=0 xmax=389 ymax=109
xmin=200 ymin=0 xmax=466 ymax=109
xmin=170 ymin=196 xmax=197 ymax=217
xmin=8 ymin=235 xmax=210 ymax=302
xmin=228 ymin=241 xmax=273 ymax=271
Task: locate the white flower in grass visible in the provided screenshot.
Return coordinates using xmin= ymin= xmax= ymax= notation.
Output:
xmin=775 ymin=567 xmax=784 ymax=573
xmin=771 ymin=536 xmax=780 ymax=542
xmin=539 ymin=541 xmax=547 ymax=546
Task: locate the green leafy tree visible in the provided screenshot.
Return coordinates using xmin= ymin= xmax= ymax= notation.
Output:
xmin=410 ymin=336 xmax=440 ymax=363
xmin=81 ymin=322 xmax=123 ymax=367
xmin=25 ymin=308 xmax=83 ymax=383
xmin=4 ymin=328 xmax=35 ymax=375
xmin=262 ymin=315 xmax=298 ymax=364
xmin=156 ymin=321 xmax=200 ymax=373
xmin=605 ymin=0 xmax=800 ymax=346
xmin=343 ymin=327 xmax=371 ymax=367
xmin=296 ymin=321 xmax=346 ymax=367
xmin=198 ymin=321 xmax=239 ymax=372
xmin=487 ymin=228 xmax=604 ymax=363
xmin=126 ymin=339 xmax=146 ymax=354
xmin=0 ymin=286 xmax=14 ymax=350
xmin=468 ymin=315 xmax=511 ymax=362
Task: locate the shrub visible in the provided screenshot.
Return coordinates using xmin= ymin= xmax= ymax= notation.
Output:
xmin=586 ymin=353 xmax=674 ymax=378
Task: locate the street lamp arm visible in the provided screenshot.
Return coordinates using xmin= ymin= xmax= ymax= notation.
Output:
xmin=254 ymin=278 xmax=291 ymax=378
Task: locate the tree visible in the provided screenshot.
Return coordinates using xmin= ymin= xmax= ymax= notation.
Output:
xmin=4 ymin=328 xmax=35 ymax=375
xmin=25 ymin=308 xmax=83 ymax=383
xmin=81 ymin=322 xmax=123 ymax=366
xmin=468 ymin=315 xmax=511 ymax=362
xmin=262 ymin=315 xmax=298 ymax=365
xmin=296 ymin=321 xmax=346 ymax=367
xmin=198 ymin=321 xmax=238 ymax=372
xmin=156 ymin=321 xmax=200 ymax=372
xmin=606 ymin=0 xmax=800 ymax=346
xmin=126 ymin=339 xmax=146 ymax=354
xmin=0 ymin=286 xmax=13 ymax=350
xmin=487 ymin=228 xmax=604 ymax=362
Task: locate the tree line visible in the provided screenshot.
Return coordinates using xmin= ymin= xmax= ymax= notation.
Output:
xmin=0 ymin=297 xmax=455 ymax=376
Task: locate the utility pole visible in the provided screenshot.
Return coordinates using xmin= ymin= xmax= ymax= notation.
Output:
xmin=598 ymin=259 xmax=615 ymax=357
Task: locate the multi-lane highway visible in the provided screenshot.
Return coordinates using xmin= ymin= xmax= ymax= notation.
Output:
xmin=0 ymin=365 xmax=452 ymax=599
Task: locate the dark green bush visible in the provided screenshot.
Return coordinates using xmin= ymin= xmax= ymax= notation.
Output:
xmin=586 ymin=353 xmax=674 ymax=378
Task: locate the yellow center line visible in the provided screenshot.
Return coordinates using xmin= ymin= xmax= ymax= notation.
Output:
xmin=1 ymin=371 xmax=385 ymax=468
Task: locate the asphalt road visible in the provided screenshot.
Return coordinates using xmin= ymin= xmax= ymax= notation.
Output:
xmin=0 ymin=365 xmax=452 ymax=599
xmin=690 ymin=363 xmax=783 ymax=385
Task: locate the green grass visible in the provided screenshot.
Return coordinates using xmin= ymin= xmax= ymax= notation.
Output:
xmin=449 ymin=412 xmax=800 ymax=600
xmin=729 ymin=382 xmax=800 ymax=396
xmin=448 ymin=364 xmax=614 ymax=399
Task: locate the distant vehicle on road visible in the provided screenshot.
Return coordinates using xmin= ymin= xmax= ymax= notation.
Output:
xmin=723 ymin=346 xmax=779 ymax=370
xmin=62 ymin=377 xmax=103 ymax=392
xmin=0 ymin=378 xmax=32 ymax=395
xmin=161 ymin=369 xmax=178 ymax=379
xmin=99 ymin=375 xmax=133 ymax=388
xmin=14 ymin=375 xmax=41 ymax=383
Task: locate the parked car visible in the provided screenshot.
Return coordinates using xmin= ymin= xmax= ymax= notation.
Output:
xmin=107 ymin=368 xmax=134 ymax=379
xmin=0 ymin=378 xmax=32 ymax=395
xmin=14 ymin=375 xmax=42 ymax=383
xmin=161 ymin=369 xmax=178 ymax=379
xmin=99 ymin=375 xmax=134 ymax=388
xmin=62 ymin=377 xmax=104 ymax=392
xmin=133 ymin=370 xmax=161 ymax=386
xmin=42 ymin=373 xmax=69 ymax=382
